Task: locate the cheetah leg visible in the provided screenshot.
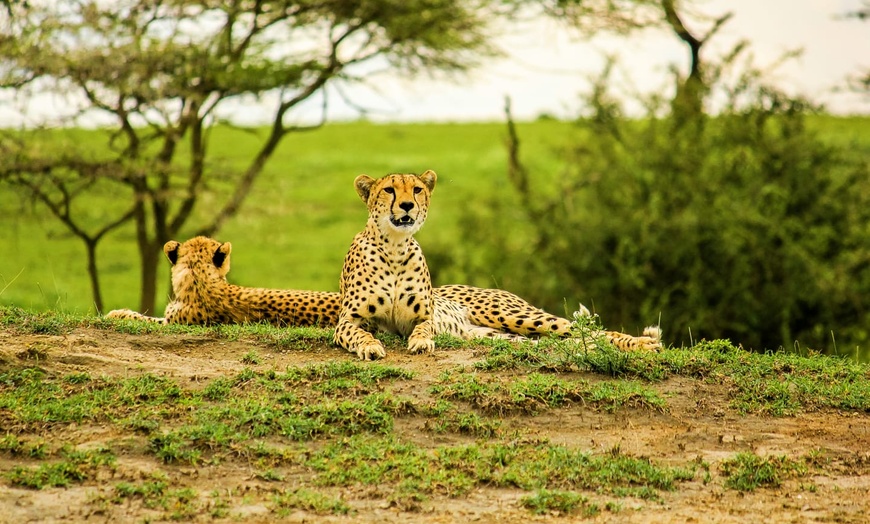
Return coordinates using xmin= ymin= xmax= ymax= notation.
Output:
xmin=434 ymin=285 xmax=576 ymax=337
xmin=105 ymin=309 xmax=168 ymax=324
xmin=333 ymin=318 xmax=386 ymax=361
xmin=407 ymin=319 xmax=436 ymax=354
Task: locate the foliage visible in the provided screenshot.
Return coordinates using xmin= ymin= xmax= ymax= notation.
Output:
xmin=447 ymin=52 xmax=870 ymax=356
xmin=2 ymin=119 xmax=867 ymax=327
xmin=0 ymin=0 xmax=494 ymax=314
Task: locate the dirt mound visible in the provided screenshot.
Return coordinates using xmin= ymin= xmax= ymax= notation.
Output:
xmin=0 ymin=327 xmax=868 ymax=523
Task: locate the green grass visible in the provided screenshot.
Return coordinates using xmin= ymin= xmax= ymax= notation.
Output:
xmin=0 ymin=360 xmax=416 ymax=462
xmin=719 ymin=452 xmax=808 ymax=491
xmin=7 ymin=447 xmax=116 ymax=489
xmin=307 ymin=435 xmax=695 ymax=508
xmin=6 ymin=306 xmax=869 ymax=419
xmin=107 ymin=477 xmax=201 ymax=520
xmin=425 ymin=407 xmax=502 ymax=438
xmin=7 ymin=117 xmax=867 ymax=321
xmin=473 ymin=337 xmax=870 ymax=416
xmin=273 ymin=488 xmax=351 ymax=516
xmin=3 ymin=309 xmax=870 ymax=518
xmin=431 ymin=369 xmax=667 ymax=414
xmin=0 ymin=121 xmax=576 ymax=315
xmin=520 ymin=489 xmax=595 ymax=516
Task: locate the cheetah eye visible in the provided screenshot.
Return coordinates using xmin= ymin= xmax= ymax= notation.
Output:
xmin=413 ymin=187 xmax=423 ymax=194
xmin=383 ymin=187 xmax=395 ymax=194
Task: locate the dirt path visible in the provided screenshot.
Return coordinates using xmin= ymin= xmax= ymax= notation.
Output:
xmin=0 ymin=328 xmax=868 ymax=523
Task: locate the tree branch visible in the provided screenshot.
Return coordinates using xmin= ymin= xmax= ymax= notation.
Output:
xmin=195 ymin=21 xmax=355 ymax=237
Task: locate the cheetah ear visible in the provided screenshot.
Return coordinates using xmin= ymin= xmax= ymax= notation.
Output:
xmin=354 ymin=174 xmax=376 ymax=203
xmin=419 ymin=170 xmax=437 ymax=193
xmin=163 ymin=241 xmax=181 ymax=265
xmin=213 ymin=242 xmax=232 ymax=269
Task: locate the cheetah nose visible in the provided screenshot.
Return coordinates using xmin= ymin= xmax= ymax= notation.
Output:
xmin=399 ymin=201 xmax=414 ymax=212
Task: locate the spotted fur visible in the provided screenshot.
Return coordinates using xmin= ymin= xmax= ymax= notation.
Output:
xmin=333 ymin=170 xmax=662 ymax=360
xmin=436 ymin=285 xmax=662 ymax=351
xmin=106 ymin=187 xmax=660 ymax=355
xmin=333 ymin=171 xmax=446 ymax=360
xmin=105 ymin=236 xmax=339 ymax=326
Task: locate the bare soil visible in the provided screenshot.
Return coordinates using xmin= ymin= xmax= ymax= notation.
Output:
xmin=0 ymin=328 xmax=868 ymax=524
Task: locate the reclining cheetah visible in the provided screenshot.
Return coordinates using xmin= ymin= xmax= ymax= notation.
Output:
xmin=105 ymin=237 xmax=340 ymax=326
xmin=333 ymin=170 xmax=661 ymax=360
xmin=106 ymin=189 xmax=659 ymax=356
xmin=106 ymin=237 xmax=612 ymax=346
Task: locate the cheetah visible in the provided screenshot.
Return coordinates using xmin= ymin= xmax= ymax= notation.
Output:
xmin=333 ymin=170 xmax=662 ymax=360
xmin=435 ymin=285 xmax=662 ymax=350
xmin=102 ymin=236 xmax=546 ymax=340
xmin=105 ymin=236 xmax=340 ymax=326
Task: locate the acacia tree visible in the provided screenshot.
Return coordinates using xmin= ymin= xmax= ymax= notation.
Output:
xmin=0 ymin=0 xmax=493 ymax=314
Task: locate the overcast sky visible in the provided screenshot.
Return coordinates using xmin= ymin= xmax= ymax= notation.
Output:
xmin=278 ymin=0 xmax=869 ymax=123
xmin=2 ymin=0 xmax=867 ymax=126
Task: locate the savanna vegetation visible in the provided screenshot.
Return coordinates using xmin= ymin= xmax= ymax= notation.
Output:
xmin=2 ymin=0 xmax=868 ymax=359
xmin=2 ymin=115 xmax=868 ymax=359
xmin=1 ymin=1 xmax=869 ymax=522
xmin=0 ymin=307 xmax=868 ymax=521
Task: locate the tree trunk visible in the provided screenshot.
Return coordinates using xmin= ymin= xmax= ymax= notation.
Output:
xmin=137 ymin=239 xmax=160 ymax=315
xmin=661 ymin=0 xmax=732 ymax=127
xmin=84 ymin=239 xmax=103 ymax=314
xmin=131 ymin=181 xmax=159 ymax=315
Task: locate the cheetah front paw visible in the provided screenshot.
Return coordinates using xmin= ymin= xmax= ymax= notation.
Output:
xmin=355 ymin=341 xmax=386 ymax=361
xmin=407 ymin=336 xmax=435 ymax=355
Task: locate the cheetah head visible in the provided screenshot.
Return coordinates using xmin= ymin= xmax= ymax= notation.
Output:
xmin=164 ymin=236 xmax=232 ymax=291
xmin=354 ymin=170 xmax=437 ymax=238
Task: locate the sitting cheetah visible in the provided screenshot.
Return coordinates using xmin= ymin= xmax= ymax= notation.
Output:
xmin=333 ymin=170 xmax=661 ymax=360
xmin=105 ymin=237 xmax=340 ymax=326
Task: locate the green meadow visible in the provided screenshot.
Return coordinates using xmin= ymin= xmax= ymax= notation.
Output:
xmin=1 ymin=116 xmax=869 ymax=321
xmin=0 ymin=120 xmax=572 ymax=314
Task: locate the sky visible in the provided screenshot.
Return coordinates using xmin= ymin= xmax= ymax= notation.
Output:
xmin=1 ymin=0 xmax=867 ymax=126
xmin=275 ymin=0 xmax=869 ymax=123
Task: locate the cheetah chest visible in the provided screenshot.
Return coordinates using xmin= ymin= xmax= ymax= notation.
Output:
xmin=348 ymin=240 xmax=431 ymax=337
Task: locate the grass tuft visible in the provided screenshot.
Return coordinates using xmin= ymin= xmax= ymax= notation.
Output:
xmin=273 ymin=488 xmax=351 ymax=516
xmin=520 ymin=489 xmax=591 ymax=515
xmin=432 ymin=370 xmax=666 ymax=414
xmin=7 ymin=447 xmax=116 ymax=489
xmin=720 ymin=452 xmax=807 ymax=491
xmin=308 ymin=435 xmax=694 ymax=503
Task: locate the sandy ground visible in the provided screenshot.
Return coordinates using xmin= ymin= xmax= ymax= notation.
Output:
xmin=0 ymin=327 xmax=868 ymax=523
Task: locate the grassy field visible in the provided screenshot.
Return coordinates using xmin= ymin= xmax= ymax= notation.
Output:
xmin=2 ymin=116 xmax=869 ymax=320
xmin=1 ymin=307 xmax=869 ymax=521
xmin=0 ymin=120 xmax=577 ymax=315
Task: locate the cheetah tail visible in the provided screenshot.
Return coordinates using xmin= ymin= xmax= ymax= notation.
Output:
xmin=642 ymin=325 xmax=662 ymax=343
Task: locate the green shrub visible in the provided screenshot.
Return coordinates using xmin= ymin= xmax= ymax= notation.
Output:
xmin=442 ymin=56 xmax=870 ymax=357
